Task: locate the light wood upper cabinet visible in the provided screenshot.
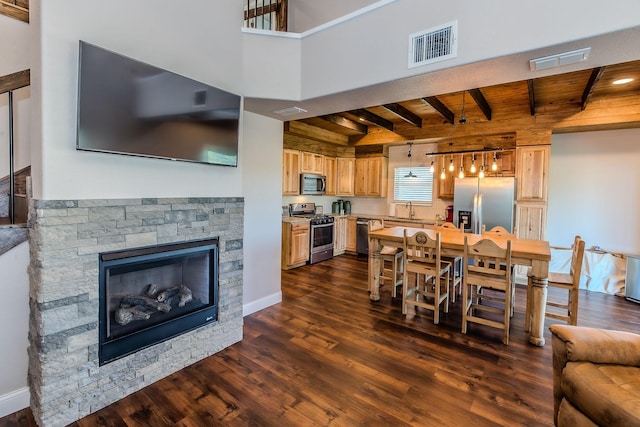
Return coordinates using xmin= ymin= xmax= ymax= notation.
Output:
xmin=336 ymin=158 xmax=355 ymax=196
xmin=282 ymin=221 xmax=310 ymax=270
xmin=300 ymin=152 xmax=324 ymax=174
xmin=282 ymin=149 xmax=300 ymax=195
xmin=324 ymin=157 xmax=337 ymax=196
xmin=437 ymin=155 xmax=459 ymax=199
xmin=517 ymin=146 xmax=549 ymax=201
xmin=355 ymin=157 xmax=388 ymax=197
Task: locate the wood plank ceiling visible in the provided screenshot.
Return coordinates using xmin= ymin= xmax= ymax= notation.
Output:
xmin=285 ymin=59 xmax=640 ymax=152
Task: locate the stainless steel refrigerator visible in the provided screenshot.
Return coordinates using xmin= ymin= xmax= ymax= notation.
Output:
xmin=453 ymin=177 xmax=516 ymax=234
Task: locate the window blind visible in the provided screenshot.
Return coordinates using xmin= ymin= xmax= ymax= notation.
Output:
xmin=394 ymin=166 xmax=433 ymax=204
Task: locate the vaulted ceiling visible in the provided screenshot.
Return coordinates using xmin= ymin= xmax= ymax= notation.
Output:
xmin=284 ymin=59 xmax=640 ymax=152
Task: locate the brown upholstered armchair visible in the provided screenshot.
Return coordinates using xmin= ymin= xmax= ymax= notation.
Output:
xmin=550 ymin=324 xmax=640 ymax=426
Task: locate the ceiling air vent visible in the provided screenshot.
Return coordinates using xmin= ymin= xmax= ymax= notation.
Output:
xmin=273 ymin=106 xmax=307 ymax=117
xmin=408 ymin=21 xmax=458 ymax=69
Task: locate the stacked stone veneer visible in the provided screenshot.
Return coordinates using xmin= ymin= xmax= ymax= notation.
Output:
xmin=27 ymin=198 xmax=244 ymax=427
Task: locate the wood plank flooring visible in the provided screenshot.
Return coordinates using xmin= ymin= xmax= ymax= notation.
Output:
xmin=2 ymin=254 xmax=639 ymax=426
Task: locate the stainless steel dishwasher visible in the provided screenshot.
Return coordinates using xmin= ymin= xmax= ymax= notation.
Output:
xmin=356 ymin=218 xmax=369 ymax=255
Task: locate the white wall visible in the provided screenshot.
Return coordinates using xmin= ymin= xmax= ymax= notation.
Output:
xmin=0 ymin=242 xmax=29 ymax=416
xmin=242 ymin=112 xmax=283 ymax=313
xmin=549 ymin=129 xmax=640 ymax=255
xmin=33 ymin=0 xmax=245 ymax=200
xmin=288 ymin=0 xmax=378 ymax=32
xmin=245 ymin=0 xmax=640 ymax=106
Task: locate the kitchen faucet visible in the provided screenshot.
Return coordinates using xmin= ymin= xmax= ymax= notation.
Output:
xmin=405 ymin=201 xmax=415 ymax=220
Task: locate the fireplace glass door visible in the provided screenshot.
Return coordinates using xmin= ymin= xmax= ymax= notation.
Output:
xmin=99 ymin=238 xmax=218 ymax=365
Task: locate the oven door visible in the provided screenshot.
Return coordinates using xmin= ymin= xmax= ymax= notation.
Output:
xmin=309 ymin=222 xmax=334 ymax=264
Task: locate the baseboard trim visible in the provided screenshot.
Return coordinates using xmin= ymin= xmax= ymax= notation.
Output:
xmin=243 ymin=291 xmax=282 ymax=317
xmin=0 ymin=387 xmax=29 ymax=418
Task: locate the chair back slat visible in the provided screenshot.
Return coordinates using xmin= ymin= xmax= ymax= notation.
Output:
xmin=464 ymin=237 xmax=512 ymax=281
xmin=404 ymin=230 xmax=440 ymax=265
xmin=482 ymin=225 xmax=515 ymax=237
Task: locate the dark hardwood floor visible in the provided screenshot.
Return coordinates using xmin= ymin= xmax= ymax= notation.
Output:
xmin=2 ymin=254 xmax=638 ymax=426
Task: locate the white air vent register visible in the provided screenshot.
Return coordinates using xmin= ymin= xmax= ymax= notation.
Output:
xmin=409 ymin=21 xmax=458 ymax=68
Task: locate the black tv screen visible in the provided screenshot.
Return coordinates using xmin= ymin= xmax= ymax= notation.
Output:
xmin=76 ymin=41 xmax=240 ymax=167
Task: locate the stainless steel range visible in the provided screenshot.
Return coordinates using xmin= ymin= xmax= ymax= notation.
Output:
xmin=289 ymin=202 xmax=334 ymax=264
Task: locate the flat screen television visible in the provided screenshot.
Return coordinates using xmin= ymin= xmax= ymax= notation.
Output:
xmin=76 ymin=41 xmax=241 ymax=167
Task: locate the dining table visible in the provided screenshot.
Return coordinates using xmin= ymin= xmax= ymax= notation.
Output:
xmin=368 ymin=226 xmax=552 ymax=346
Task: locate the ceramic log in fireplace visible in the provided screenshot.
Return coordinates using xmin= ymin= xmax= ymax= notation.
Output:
xmin=99 ymin=238 xmax=219 ymax=365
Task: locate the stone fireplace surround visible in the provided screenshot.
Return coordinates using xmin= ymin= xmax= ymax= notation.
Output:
xmin=28 ymin=197 xmax=244 ymax=426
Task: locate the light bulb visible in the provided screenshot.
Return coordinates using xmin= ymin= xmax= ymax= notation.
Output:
xmin=430 ymin=160 xmax=435 ymax=174
xmin=440 ymin=168 xmax=446 ymax=180
xmin=458 ymin=166 xmax=464 ymax=179
xmin=470 ymin=160 xmax=476 ymax=174
xmin=479 ymin=165 xmax=485 ymax=179
xmin=448 ymin=158 xmax=454 ymax=172
xmin=492 ymin=155 xmax=498 ymax=171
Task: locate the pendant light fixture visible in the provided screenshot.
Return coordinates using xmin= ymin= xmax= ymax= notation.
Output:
xmin=405 ymin=142 xmax=417 ymax=178
xmin=479 ymin=153 xmax=485 ymax=179
xmin=470 ymin=153 xmax=476 ymax=174
xmin=458 ymin=154 xmax=465 ymax=179
xmin=440 ymin=166 xmax=446 ymax=180
xmin=448 ymin=154 xmax=454 ymax=172
xmin=492 ymin=153 xmax=498 ymax=171
xmin=429 ymin=156 xmax=435 ymax=174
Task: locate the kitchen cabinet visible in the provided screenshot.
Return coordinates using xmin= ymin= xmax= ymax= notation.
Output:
xmin=354 ymin=157 xmax=388 ymax=197
xmin=282 ymin=149 xmax=301 ymax=195
xmin=438 ymin=150 xmax=516 ymax=199
xmin=346 ymin=217 xmax=357 ymax=253
xmin=437 ymin=155 xmax=460 ymax=199
xmin=333 ymin=215 xmax=347 ymax=255
xmin=515 ymin=203 xmax=547 ymax=241
xmin=336 ymin=157 xmax=355 ymax=196
xmin=282 ymin=220 xmax=310 ymax=269
xmin=324 ymin=156 xmax=337 ymax=196
xmin=300 ymin=152 xmax=324 ymax=174
xmin=517 ymin=146 xmax=549 ymax=202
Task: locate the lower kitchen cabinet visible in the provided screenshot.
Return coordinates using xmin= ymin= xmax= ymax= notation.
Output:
xmin=346 ymin=217 xmax=357 ymax=253
xmin=282 ymin=220 xmax=310 ymax=270
xmin=333 ymin=216 xmax=347 ymax=255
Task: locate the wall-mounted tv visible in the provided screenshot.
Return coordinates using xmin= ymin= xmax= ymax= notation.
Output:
xmin=76 ymin=41 xmax=241 ymax=167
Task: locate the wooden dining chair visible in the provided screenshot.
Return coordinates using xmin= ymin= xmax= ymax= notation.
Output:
xmin=482 ymin=225 xmax=517 ymax=316
xmin=481 ymin=225 xmax=516 ymax=236
xmin=436 ymin=222 xmax=463 ymax=302
xmin=402 ymin=230 xmax=450 ymax=324
xmin=368 ymin=219 xmax=404 ymax=298
xmin=462 ymin=236 xmax=513 ymax=345
xmin=526 ymin=235 xmax=585 ymax=327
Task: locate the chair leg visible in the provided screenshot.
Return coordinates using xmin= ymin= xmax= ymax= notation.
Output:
xmin=461 ymin=281 xmax=468 ymax=335
xmin=504 ymin=283 xmax=511 ymax=345
xmin=402 ymin=268 xmax=409 ymax=315
xmin=524 ymin=282 xmax=532 ymax=333
xmin=433 ymin=276 xmax=440 ymax=325
xmin=569 ymin=288 xmax=579 ymax=326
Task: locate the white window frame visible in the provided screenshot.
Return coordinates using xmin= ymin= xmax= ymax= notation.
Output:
xmin=393 ymin=166 xmax=434 ymax=205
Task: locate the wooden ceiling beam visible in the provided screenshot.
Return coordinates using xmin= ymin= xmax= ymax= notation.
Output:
xmin=381 ymin=103 xmax=422 ymax=128
xmin=468 ymin=88 xmax=492 ymax=121
xmin=0 ymin=69 xmax=30 ymax=94
xmin=581 ymin=66 xmax=606 ymax=111
xmin=527 ymin=79 xmax=536 ymax=116
xmin=347 ymin=109 xmax=394 ymax=131
xmin=421 ymin=96 xmax=454 ymax=124
xmin=284 ymin=121 xmax=350 ymax=146
xmin=319 ymin=114 xmax=368 ymax=134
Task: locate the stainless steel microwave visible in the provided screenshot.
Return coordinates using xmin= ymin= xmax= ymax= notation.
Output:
xmin=300 ymin=173 xmax=326 ymax=195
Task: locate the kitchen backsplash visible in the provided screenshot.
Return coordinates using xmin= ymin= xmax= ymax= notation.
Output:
xmin=282 ymin=195 xmax=450 ymax=220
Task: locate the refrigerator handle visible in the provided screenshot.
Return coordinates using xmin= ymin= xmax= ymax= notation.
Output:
xmin=476 ymin=193 xmax=483 ymax=234
xmin=472 ymin=193 xmax=478 ymax=234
